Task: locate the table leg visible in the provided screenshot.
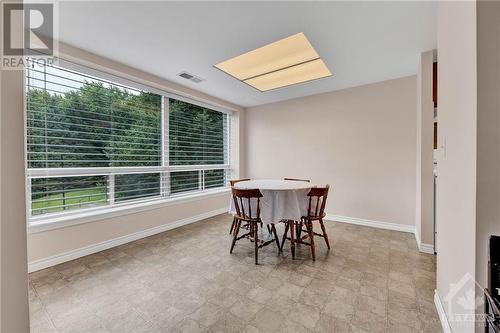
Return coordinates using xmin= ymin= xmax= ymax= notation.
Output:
xmin=289 ymin=221 xmax=296 ymax=259
xmin=280 ymin=222 xmax=289 ymax=251
xmin=307 ymin=221 xmax=315 ymax=261
xmin=271 ymin=224 xmax=281 ymax=252
xmin=296 ymin=221 xmax=303 ymax=241
xmin=254 ymin=222 xmax=259 ymax=265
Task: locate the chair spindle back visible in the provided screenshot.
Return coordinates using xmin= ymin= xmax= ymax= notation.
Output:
xmin=306 ymin=185 xmax=330 ymax=219
xmin=232 ymin=188 xmax=263 ymax=220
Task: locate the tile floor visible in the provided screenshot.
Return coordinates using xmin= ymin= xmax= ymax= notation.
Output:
xmin=29 ymin=214 xmax=441 ymax=333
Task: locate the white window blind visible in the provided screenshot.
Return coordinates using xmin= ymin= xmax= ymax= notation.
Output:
xmin=168 ymin=98 xmax=229 ymax=194
xmin=26 ymin=60 xmax=230 ymax=220
xmin=169 ymin=99 xmax=229 ymax=166
xmin=26 ymin=63 xmax=162 ymax=168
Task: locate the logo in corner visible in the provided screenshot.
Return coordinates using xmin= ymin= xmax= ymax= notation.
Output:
xmin=444 ymin=272 xmax=486 ymax=325
xmin=1 ymin=1 xmax=58 ymax=69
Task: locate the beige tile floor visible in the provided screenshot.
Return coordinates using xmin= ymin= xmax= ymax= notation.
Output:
xmin=29 ymin=214 xmax=441 ymax=333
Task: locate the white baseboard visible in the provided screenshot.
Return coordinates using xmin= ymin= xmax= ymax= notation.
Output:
xmin=415 ymin=229 xmax=421 ymax=247
xmin=415 ymin=230 xmax=435 ymax=254
xmin=419 ymin=243 xmax=435 ymax=254
xmin=434 ymin=290 xmax=452 ymax=333
xmin=325 ymin=214 xmax=415 ymax=233
xmin=28 ymin=208 xmax=227 ymax=273
xmin=318 ymin=215 xmax=437 ymax=255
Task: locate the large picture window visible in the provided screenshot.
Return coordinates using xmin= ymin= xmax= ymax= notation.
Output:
xmin=26 ymin=61 xmax=230 ymax=222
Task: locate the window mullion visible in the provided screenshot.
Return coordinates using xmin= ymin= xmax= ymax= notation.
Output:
xmin=108 ymin=174 xmax=115 ymax=205
xmin=225 ymin=113 xmax=231 ymax=185
xmin=161 ymin=96 xmax=170 ymax=197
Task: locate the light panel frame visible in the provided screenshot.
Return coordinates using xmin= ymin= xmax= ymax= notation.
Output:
xmin=214 ymin=32 xmax=332 ymax=92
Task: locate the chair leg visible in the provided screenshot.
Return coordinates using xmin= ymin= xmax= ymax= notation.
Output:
xmin=281 ymin=222 xmax=289 ymax=251
xmin=271 ymin=224 xmax=280 ymax=252
xmin=319 ymin=219 xmax=331 ymax=250
xmin=254 ymin=222 xmax=259 ymax=265
xmin=230 ymin=219 xmax=241 ymax=254
xmin=229 ymin=216 xmax=236 ymax=235
xmin=306 ymin=221 xmax=316 ymax=261
xmin=290 ymin=221 xmax=296 ymax=260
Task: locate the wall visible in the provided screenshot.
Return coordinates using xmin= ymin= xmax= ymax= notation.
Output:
xmin=0 ymin=2 xmax=30 ymax=329
xmin=1 ymin=64 xmax=31 ymax=333
xmin=245 ymin=76 xmax=417 ymax=228
xmin=415 ymin=50 xmax=435 ymax=250
xmin=476 ymin=0 xmax=500 ymax=299
xmin=436 ymin=1 xmax=477 ymax=332
xmin=27 ymin=43 xmax=243 ymax=267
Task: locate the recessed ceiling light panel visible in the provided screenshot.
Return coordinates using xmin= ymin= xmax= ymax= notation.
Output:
xmin=244 ymin=58 xmax=331 ymax=92
xmin=214 ymin=32 xmax=332 ymax=91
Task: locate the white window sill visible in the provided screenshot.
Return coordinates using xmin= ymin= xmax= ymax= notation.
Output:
xmin=28 ymin=187 xmax=230 ymax=234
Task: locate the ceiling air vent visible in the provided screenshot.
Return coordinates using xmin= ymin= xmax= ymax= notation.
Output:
xmin=178 ymin=71 xmax=204 ymax=83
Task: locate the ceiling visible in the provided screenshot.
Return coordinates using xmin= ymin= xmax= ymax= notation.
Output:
xmin=57 ymin=1 xmax=436 ymax=108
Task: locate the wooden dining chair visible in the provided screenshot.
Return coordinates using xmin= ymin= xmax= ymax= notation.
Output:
xmin=281 ymin=185 xmax=331 ymax=261
xmin=230 ymin=188 xmax=280 ymax=264
xmin=284 ymin=178 xmax=311 ymax=182
xmin=229 ymin=179 xmax=250 ymax=234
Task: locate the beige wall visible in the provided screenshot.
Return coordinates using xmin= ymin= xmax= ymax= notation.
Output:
xmin=436 ymin=1 xmax=477 ymax=331
xmin=245 ymin=76 xmax=417 ymax=227
xmin=27 ymin=43 xmax=242 ymax=266
xmin=415 ymin=50 xmax=435 ymax=248
xmin=476 ymin=0 xmax=500 ymax=295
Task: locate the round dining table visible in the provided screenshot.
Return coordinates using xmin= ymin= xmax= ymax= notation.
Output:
xmin=229 ymin=179 xmax=316 ymax=225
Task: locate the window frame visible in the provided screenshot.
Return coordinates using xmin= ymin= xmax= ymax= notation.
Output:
xmin=25 ymin=58 xmax=232 ymax=229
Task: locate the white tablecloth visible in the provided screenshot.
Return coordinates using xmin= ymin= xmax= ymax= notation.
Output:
xmin=228 ymin=179 xmax=315 ymax=225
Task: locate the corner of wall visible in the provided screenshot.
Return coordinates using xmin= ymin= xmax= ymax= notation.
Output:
xmin=1 ymin=57 xmax=30 ymax=333
xmin=416 ymin=50 xmax=435 ymax=248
